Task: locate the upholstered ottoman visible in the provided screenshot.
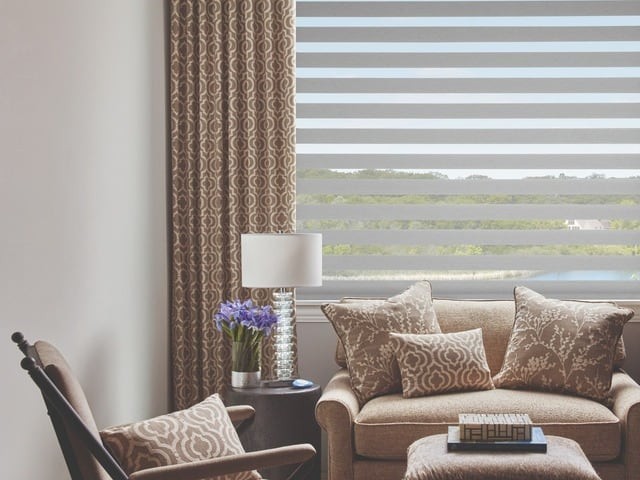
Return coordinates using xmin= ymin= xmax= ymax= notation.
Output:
xmin=405 ymin=434 xmax=601 ymax=480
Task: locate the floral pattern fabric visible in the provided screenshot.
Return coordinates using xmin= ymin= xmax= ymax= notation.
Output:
xmin=321 ymin=282 xmax=441 ymax=405
xmin=493 ymin=286 xmax=634 ymax=403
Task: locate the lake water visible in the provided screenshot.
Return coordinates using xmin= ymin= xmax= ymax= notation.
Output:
xmin=530 ymin=271 xmax=636 ymax=281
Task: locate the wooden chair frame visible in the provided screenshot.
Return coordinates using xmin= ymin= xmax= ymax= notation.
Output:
xmin=13 ymin=332 xmax=315 ymax=480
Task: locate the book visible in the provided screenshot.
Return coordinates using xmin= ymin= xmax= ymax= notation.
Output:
xmin=459 ymin=413 xmax=533 ymax=442
xmin=447 ymin=426 xmax=547 ymax=453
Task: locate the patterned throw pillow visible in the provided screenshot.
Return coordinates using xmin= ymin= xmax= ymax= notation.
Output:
xmin=100 ymin=394 xmax=261 ymax=480
xmin=493 ymin=286 xmax=634 ymax=403
xmin=613 ymin=336 xmax=626 ymax=369
xmin=322 ymin=281 xmax=441 ymax=405
xmin=391 ymin=329 xmax=494 ymax=398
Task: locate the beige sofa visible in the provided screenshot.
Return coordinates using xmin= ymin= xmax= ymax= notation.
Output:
xmin=316 ymin=299 xmax=640 ymax=480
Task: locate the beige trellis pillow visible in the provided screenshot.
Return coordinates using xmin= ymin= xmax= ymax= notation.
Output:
xmin=101 ymin=394 xmax=261 ymax=480
xmin=493 ymin=286 xmax=633 ymax=403
xmin=322 ymin=281 xmax=441 ymax=405
xmin=391 ymin=329 xmax=494 ymax=398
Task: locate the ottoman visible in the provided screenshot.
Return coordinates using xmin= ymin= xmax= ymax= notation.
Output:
xmin=405 ymin=434 xmax=601 ymax=480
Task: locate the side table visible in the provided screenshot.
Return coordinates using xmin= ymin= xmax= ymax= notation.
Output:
xmin=225 ymin=384 xmax=322 ymax=480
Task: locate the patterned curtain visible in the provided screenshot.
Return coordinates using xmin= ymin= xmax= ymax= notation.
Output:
xmin=168 ymin=0 xmax=296 ymax=409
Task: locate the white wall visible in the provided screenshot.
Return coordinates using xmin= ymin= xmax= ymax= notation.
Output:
xmin=0 ymin=1 xmax=168 ymax=479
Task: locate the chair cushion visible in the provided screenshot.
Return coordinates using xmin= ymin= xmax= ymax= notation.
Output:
xmin=100 ymin=394 xmax=261 ymax=480
xmin=322 ymin=281 xmax=441 ymax=406
xmin=405 ymin=434 xmax=601 ymax=480
xmin=493 ymin=286 xmax=633 ymax=403
xmin=354 ymin=388 xmax=620 ymax=462
xmin=390 ymin=329 xmax=494 ymax=398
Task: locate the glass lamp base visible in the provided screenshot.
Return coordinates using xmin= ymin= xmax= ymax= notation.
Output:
xmin=273 ymin=289 xmax=295 ymax=380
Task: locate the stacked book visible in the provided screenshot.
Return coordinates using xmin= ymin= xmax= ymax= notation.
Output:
xmin=447 ymin=413 xmax=547 ymax=452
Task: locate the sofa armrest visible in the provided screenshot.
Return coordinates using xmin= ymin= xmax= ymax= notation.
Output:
xmin=610 ymin=371 xmax=640 ymax=480
xmin=315 ymin=369 xmax=360 ymax=480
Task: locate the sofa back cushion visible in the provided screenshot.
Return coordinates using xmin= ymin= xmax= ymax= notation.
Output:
xmin=432 ymin=299 xmax=515 ymax=376
xmin=334 ymin=297 xmax=626 ymax=375
xmin=336 ymin=299 xmax=515 ymax=376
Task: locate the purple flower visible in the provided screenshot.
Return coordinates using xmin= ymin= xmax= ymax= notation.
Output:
xmin=214 ymin=299 xmax=278 ymax=341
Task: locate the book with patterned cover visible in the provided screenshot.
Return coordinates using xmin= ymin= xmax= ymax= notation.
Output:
xmin=459 ymin=413 xmax=532 ymax=441
xmin=447 ymin=426 xmax=547 ymax=453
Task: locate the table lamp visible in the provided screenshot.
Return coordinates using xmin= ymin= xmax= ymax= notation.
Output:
xmin=241 ymin=233 xmax=322 ymax=383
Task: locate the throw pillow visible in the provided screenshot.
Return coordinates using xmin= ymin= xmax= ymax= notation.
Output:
xmin=613 ymin=337 xmax=626 ymax=369
xmin=493 ymin=286 xmax=634 ymax=403
xmin=391 ymin=329 xmax=494 ymax=398
xmin=100 ymin=394 xmax=261 ymax=480
xmin=322 ymin=281 xmax=441 ymax=405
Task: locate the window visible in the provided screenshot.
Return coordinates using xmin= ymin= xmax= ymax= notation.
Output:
xmin=295 ymin=0 xmax=640 ymax=300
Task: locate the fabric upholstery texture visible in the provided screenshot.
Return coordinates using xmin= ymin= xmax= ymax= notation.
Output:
xmin=322 ymin=281 xmax=440 ymax=405
xmin=405 ymin=434 xmax=601 ymax=480
xmin=168 ymin=0 xmax=296 ymax=407
xmin=493 ymin=286 xmax=633 ymax=403
xmin=318 ymin=295 xmax=640 ymax=480
xmin=314 ymin=370 xmax=360 ymax=480
xmin=390 ymin=329 xmax=494 ymax=398
xmin=334 ymin=298 xmax=626 ymax=372
xmin=101 ymin=394 xmax=261 ymax=480
xmin=336 ymin=299 xmax=516 ymax=375
xmin=609 ymin=371 xmax=640 ymax=480
xmin=34 ymin=341 xmax=111 ymax=480
xmin=353 ymin=386 xmax=620 ymax=461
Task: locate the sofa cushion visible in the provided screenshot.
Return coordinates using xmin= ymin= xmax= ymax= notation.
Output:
xmin=390 ymin=329 xmax=494 ymax=398
xmin=335 ymin=298 xmax=627 ymax=372
xmin=322 ymin=281 xmax=440 ymax=406
xmin=354 ymin=387 xmax=620 ymax=462
xmin=493 ymin=287 xmax=633 ymax=403
xmin=432 ymin=299 xmax=516 ymax=375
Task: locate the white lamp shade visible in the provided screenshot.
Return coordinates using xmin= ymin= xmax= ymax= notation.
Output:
xmin=241 ymin=233 xmax=323 ymax=288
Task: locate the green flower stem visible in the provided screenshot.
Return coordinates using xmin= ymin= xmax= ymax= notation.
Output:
xmin=231 ymin=326 xmax=262 ymax=372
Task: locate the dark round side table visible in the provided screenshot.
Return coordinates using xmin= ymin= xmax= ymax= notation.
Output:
xmin=225 ymin=384 xmax=322 ymax=480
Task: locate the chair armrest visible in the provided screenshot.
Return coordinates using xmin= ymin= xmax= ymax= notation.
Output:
xmin=315 ymin=369 xmax=360 ymax=480
xmin=226 ymin=405 xmax=255 ymax=423
xmin=128 ymin=444 xmax=316 ymax=480
xmin=610 ymin=371 xmax=640 ymax=480
xmin=226 ymin=405 xmax=255 ymax=436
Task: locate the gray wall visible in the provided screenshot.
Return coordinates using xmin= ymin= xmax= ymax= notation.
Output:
xmin=0 ymin=1 xmax=168 ymax=479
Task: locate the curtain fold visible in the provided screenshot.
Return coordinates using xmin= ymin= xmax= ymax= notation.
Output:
xmin=169 ymin=0 xmax=296 ymax=409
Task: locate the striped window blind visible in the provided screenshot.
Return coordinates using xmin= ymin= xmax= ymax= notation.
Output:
xmin=295 ymin=0 xmax=640 ymax=300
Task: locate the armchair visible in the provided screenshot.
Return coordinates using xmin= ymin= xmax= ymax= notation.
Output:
xmin=12 ymin=332 xmax=315 ymax=480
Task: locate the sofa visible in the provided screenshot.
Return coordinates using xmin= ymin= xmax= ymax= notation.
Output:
xmin=316 ymin=296 xmax=640 ymax=480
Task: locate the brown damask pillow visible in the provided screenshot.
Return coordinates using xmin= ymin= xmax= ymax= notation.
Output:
xmin=322 ymin=281 xmax=441 ymax=405
xmin=493 ymin=286 xmax=634 ymax=403
xmin=391 ymin=329 xmax=494 ymax=398
xmin=100 ymin=394 xmax=261 ymax=480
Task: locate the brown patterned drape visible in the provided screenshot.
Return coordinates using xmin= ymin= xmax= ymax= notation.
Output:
xmin=168 ymin=0 xmax=296 ymax=409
